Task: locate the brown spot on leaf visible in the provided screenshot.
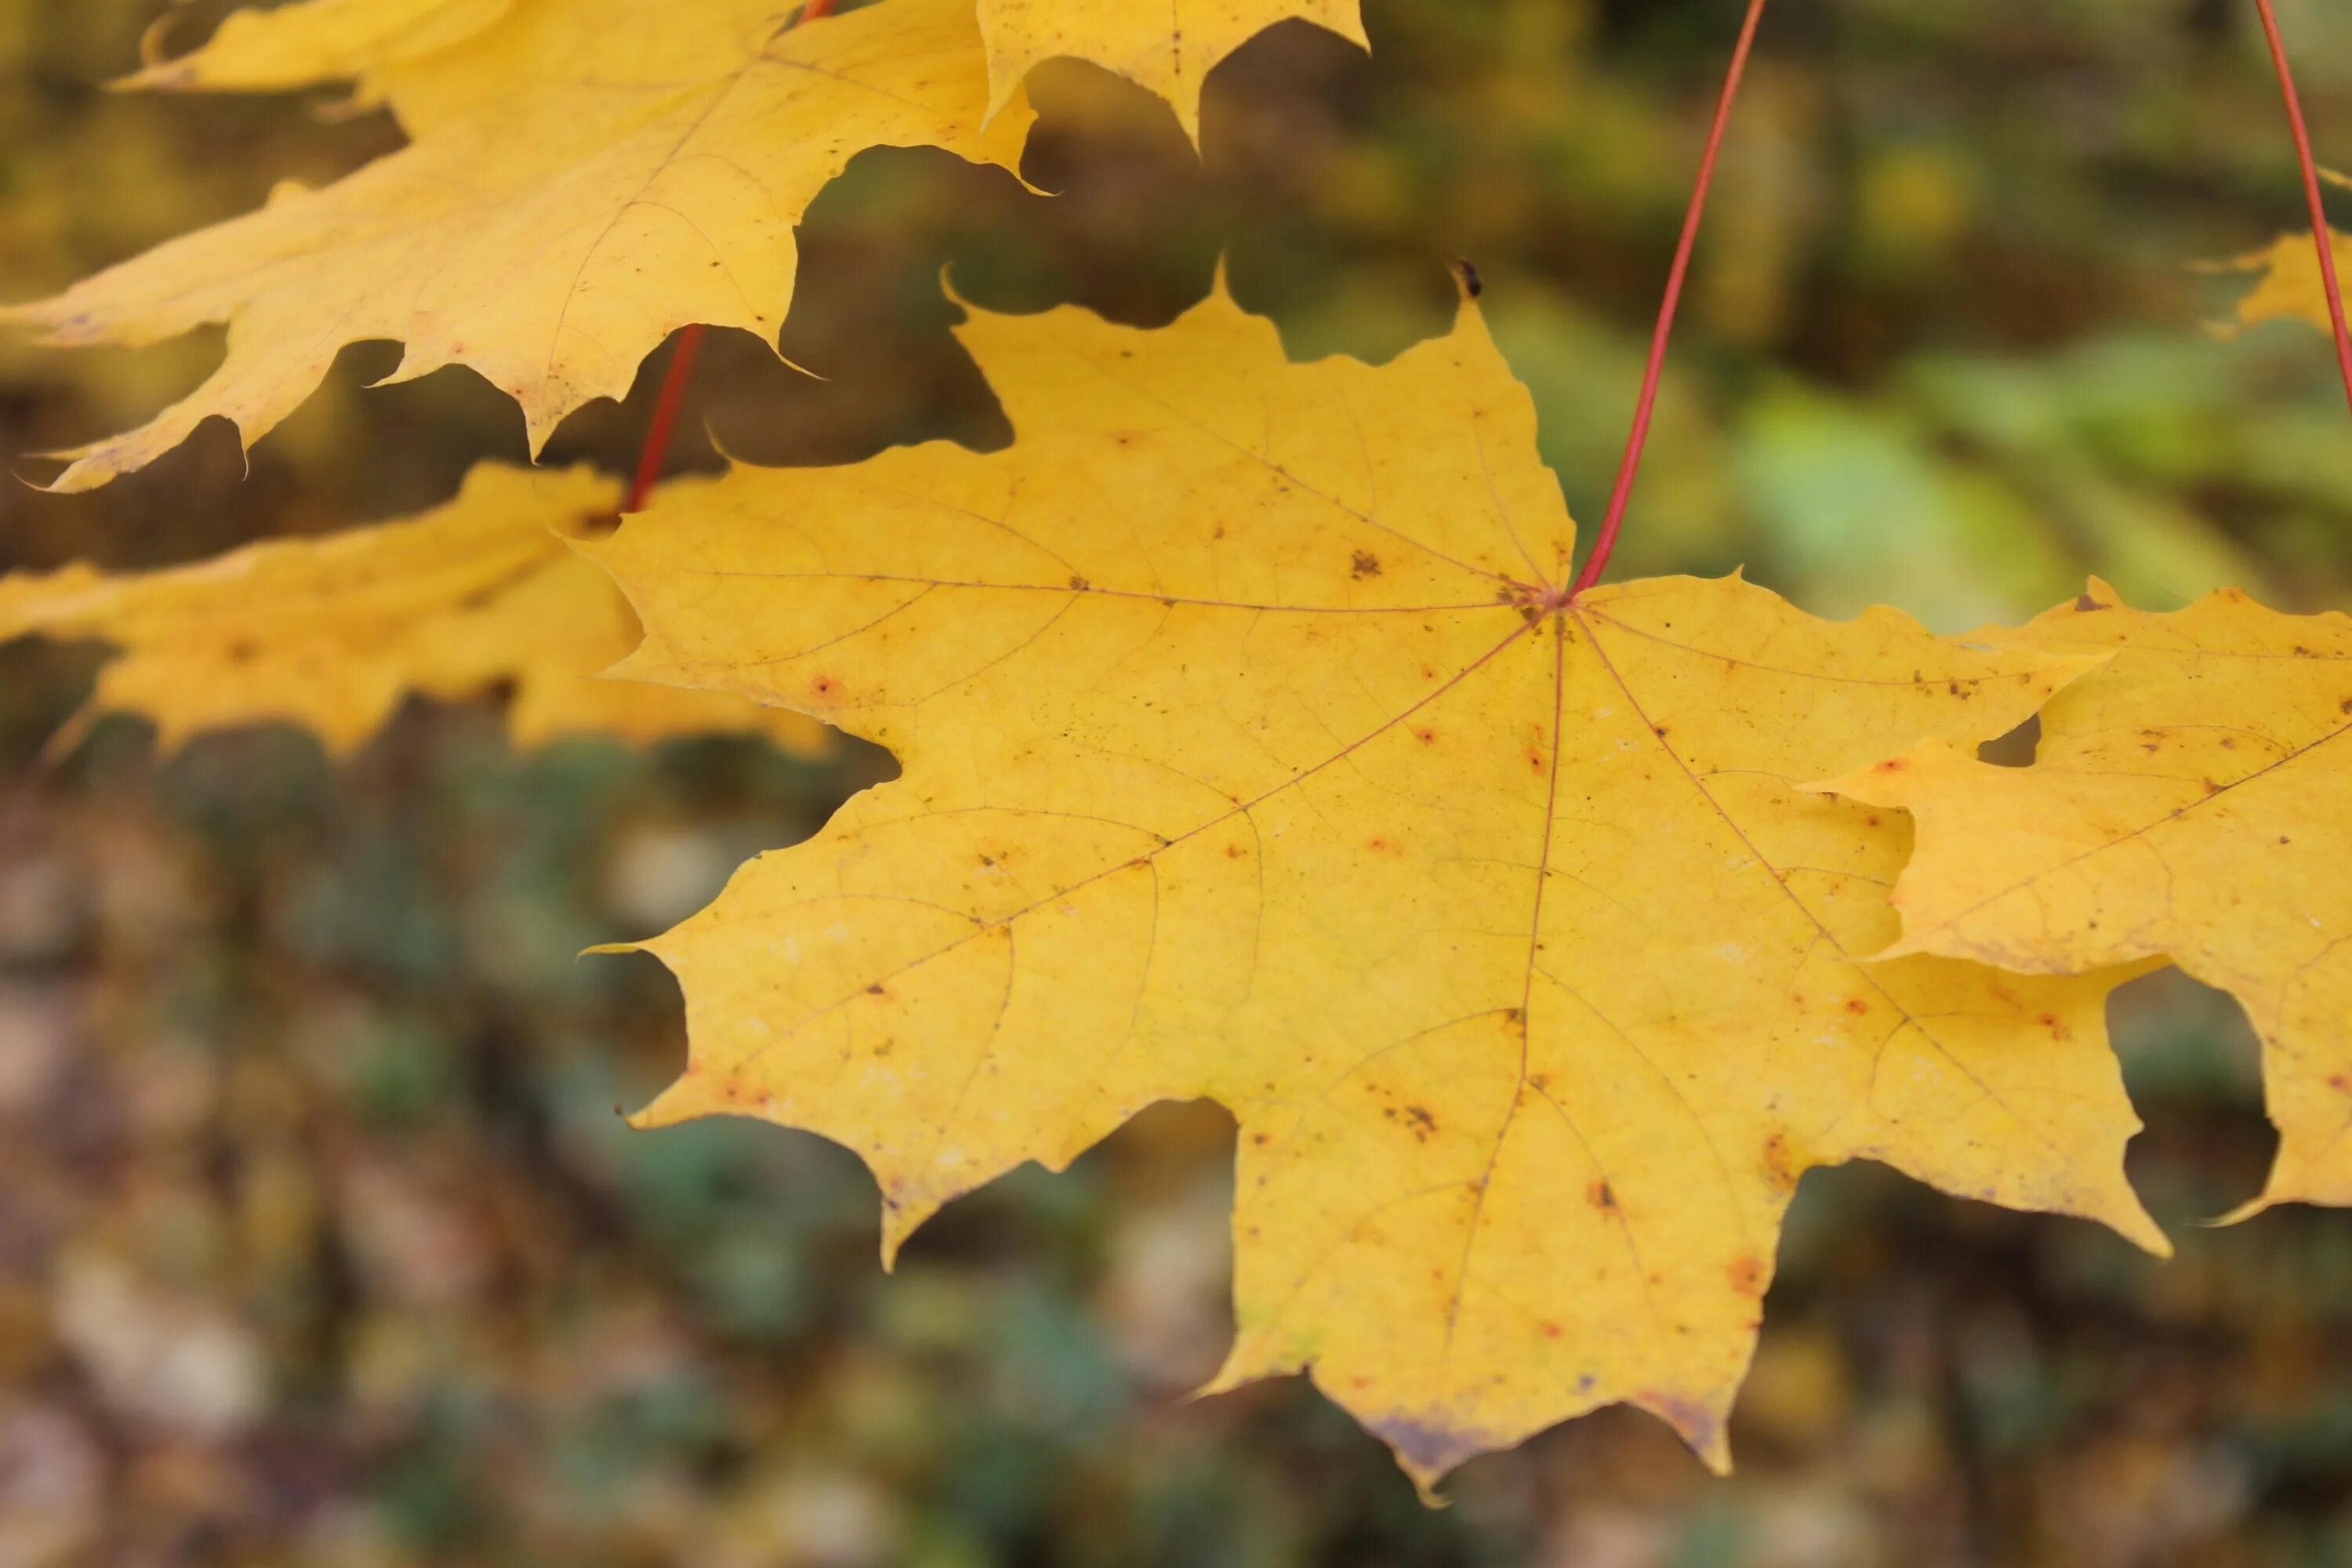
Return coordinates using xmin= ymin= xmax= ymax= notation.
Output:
xmin=1763 ymin=1131 xmax=1799 ymax=1189
xmin=1587 ymin=1181 xmax=1616 ymax=1211
xmin=1727 ymin=1257 xmax=1764 ymax=1296
xmin=1351 ymin=550 xmax=1382 ymax=579
xmin=1844 ymin=997 xmax=1868 ymax=1015
xmin=2074 ymin=593 xmax=2110 ymax=612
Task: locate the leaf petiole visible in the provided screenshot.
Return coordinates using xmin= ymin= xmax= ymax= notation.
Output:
xmin=620 ymin=0 xmax=840 ymax=514
xmin=1569 ymin=0 xmax=1769 ymax=599
xmin=2252 ymin=0 xmax=2352 ymax=423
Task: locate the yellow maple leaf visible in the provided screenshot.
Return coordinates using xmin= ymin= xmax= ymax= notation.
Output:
xmin=978 ymin=0 xmax=1365 ymax=141
xmin=0 ymin=461 xmax=829 ymax=759
xmin=579 ymin=285 xmax=2164 ymax=1489
xmin=1822 ymin=578 xmax=2352 ymax=1220
xmin=4 ymin=0 xmax=1033 ymax=492
xmin=130 ymin=0 xmax=517 ymax=100
xmin=2220 ymin=228 xmax=2352 ymax=337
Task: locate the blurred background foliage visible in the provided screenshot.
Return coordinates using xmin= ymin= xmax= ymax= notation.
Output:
xmin=4 ymin=0 xmax=2352 ymax=1563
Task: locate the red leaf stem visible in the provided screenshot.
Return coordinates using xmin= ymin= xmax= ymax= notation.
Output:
xmin=619 ymin=0 xmax=837 ymax=514
xmin=622 ymin=324 xmax=707 ymax=514
xmin=2252 ymin=0 xmax=2352 ymax=422
xmin=1569 ymin=0 xmax=1770 ymax=599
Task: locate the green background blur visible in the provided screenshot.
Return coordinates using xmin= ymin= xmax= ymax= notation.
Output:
xmin=5 ymin=1 xmax=2352 ymax=1563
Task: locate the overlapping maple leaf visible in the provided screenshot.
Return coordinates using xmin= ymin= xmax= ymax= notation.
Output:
xmin=5 ymin=0 xmax=1034 ymax=491
xmin=0 ymin=463 xmax=828 ymax=757
xmin=5 ymin=0 xmax=1365 ymax=491
xmin=978 ymin=0 xmax=1363 ymax=140
xmin=2221 ymin=225 xmax=2352 ymax=339
xmin=1826 ymin=580 xmax=2352 ymax=1220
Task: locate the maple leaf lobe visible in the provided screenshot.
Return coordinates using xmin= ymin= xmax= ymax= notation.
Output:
xmin=977 ymin=0 xmax=1368 ymax=142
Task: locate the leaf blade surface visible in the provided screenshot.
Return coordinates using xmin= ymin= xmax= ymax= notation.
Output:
xmin=586 ymin=288 xmax=2162 ymax=1487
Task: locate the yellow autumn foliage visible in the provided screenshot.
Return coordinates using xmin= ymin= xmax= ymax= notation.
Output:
xmin=580 ymin=285 xmax=2163 ymax=1489
xmin=144 ymin=0 xmax=1359 ymax=139
xmin=978 ymin=0 xmax=1364 ymax=140
xmin=0 ymin=462 xmax=829 ymax=758
xmin=5 ymin=0 xmax=1033 ymax=492
xmin=1824 ymin=579 xmax=2352 ymax=1220
xmin=2224 ymin=227 xmax=2352 ymax=339
xmin=132 ymin=0 xmax=515 ymax=100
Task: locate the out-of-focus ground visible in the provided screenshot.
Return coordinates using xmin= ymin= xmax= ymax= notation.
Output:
xmin=4 ymin=1 xmax=2352 ymax=1563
